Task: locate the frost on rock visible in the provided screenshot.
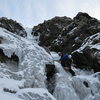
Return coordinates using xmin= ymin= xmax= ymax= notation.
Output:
xmin=67 ymin=27 xmax=78 ymax=36
xmin=72 ymin=32 xmax=100 ymax=71
xmin=77 ymin=32 xmax=100 ymax=52
xmin=16 ymin=88 xmax=57 ymax=100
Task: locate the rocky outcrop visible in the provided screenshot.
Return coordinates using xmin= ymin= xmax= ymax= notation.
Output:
xmin=0 ymin=17 xmax=27 ymax=37
xmin=72 ymin=33 xmax=100 ymax=72
xmin=32 ymin=12 xmax=100 ymax=53
xmin=51 ymin=12 xmax=100 ymax=53
xmin=32 ymin=16 xmax=72 ymax=48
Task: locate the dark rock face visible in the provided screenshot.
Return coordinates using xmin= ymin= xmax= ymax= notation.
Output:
xmin=0 ymin=17 xmax=27 ymax=37
xmin=32 ymin=12 xmax=100 ymax=71
xmin=45 ymin=64 xmax=56 ymax=93
xmin=52 ymin=12 xmax=100 ymax=53
xmin=72 ymin=33 xmax=100 ymax=72
xmin=32 ymin=12 xmax=100 ymax=53
xmin=32 ymin=16 xmax=72 ymax=48
xmin=45 ymin=64 xmax=56 ymax=81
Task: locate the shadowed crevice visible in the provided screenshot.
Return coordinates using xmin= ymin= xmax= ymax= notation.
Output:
xmin=45 ymin=64 xmax=56 ymax=94
xmin=0 ymin=48 xmax=19 ymax=72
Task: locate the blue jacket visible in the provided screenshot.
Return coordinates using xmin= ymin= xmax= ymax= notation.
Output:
xmin=60 ymin=54 xmax=71 ymax=68
xmin=60 ymin=54 xmax=69 ymax=61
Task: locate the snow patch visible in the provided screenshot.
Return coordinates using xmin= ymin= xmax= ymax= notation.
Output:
xmin=16 ymin=88 xmax=57 ymax=100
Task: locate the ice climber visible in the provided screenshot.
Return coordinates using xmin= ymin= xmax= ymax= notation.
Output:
xmin=58 ymin=52 xmax=75 ymax=76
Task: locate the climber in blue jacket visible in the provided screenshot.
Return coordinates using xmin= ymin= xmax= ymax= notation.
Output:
xmin=58 ymin=52 xmax=75 ymax=76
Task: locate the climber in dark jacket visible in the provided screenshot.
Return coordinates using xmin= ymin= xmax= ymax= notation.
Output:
xmin=58 ymin=52 xmax=75 ymax=76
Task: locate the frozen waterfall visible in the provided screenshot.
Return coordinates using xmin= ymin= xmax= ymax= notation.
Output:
xmin=25 ymin=27 xmax=39 ymax=43
xmin=0 ymin=27 xmax=100 ymax=100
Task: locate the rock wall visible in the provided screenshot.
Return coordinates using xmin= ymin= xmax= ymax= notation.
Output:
xmin=32 ymin=12 xmax=100 ymax=53
xmin=72 ymin=33 xmax=100 ymax=72
xmin=0 ymin=17 xmax=27 ymax=37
